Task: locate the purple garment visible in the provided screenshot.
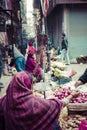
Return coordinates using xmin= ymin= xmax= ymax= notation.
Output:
xmin=0 ymin=71 xmax=63 ymax=130
xmin=26 ymin=54 xmax=41 ymax=76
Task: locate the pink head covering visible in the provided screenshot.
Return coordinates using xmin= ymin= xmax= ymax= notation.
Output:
xmin=28 ymin=43 xmax=37 ymax=54
xmin=0 ymin=71 xmax=63 ymax=130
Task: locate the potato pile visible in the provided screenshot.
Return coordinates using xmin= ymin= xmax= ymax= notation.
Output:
xmin=59 ymin=114 xmax=87 ymax=130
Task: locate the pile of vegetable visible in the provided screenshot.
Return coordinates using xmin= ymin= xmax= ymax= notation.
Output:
xmin=52 ymin=55 xmax=61 ymax=61
xmin=53 ymin=68 xmax=69 ymax=78
xmin=51 ymin=61 xmax=76 ymax=79
xmin=51 ymin=61 xmax=66 ymax=71
xmin=70 ymin=93 xmax=87 ymax=103
xmin=54 ymin=87 xmax=72 ymax=99
xmin=59 ymin=114 xmax=87 ymax=130
xmin=51 ymin=61 xmax=68 ymax=79
xmin=76 ymin=55 xmax=87 ymax=64
xmin=54 ymin=87 xmax=87 ymax=103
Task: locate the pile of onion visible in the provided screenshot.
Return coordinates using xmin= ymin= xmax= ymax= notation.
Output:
xmin=54 ymin=87 xmax=87 ymax=103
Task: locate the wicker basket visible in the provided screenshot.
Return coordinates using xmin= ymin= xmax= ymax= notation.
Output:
xmin=68 ymin=102 xmax=87 ymax=111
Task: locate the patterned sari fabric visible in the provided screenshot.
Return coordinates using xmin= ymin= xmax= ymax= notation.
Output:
xmin=0 ymin=71 xmax=63 ymax=130
xmin=28 ymin=42 xmax=37 ymax=54
xmin=26 ymin=53 xmax=42 ymax=77
xmin=26 ymin=42 xmax=41 ymax=78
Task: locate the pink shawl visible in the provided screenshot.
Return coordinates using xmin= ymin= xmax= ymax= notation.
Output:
xmin=28 ymin=42 xmax=37 ymax=54
xmin=0 ymin=71 xmax=63 ymax=130
xmin=26 ymin=54 xmax=41 ymax=76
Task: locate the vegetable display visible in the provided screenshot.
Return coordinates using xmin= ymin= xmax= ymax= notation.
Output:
xmin=54 ymin=68 xmax=68 ymax=78
xmin=59 ymin=114 xmax=87 ymax=130
xmin=51 ymin=61 xmax=66 ymax=71
xmin=54 ymin=87 xmax=87 ymax=103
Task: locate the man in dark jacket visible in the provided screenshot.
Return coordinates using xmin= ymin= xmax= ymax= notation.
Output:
xmin=61 ymin=33 xmax=70 ymax=65
xmin=75 ymin=69 xmax=87 ymax=87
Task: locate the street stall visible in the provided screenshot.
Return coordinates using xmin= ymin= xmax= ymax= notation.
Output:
xmin=53 ymin=83 xmax=87 ymax=130
xmin=50 ymin=61 xmax=76 ymax=84
xmin=34 ymin=33 xmax=57 ymax=98
xmin=33 ymin=78 xmax=87 ymax=129
xmin=33 ymin=34 xmax=87 ymax=130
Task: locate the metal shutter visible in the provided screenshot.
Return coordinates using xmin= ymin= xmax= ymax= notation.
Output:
xmin=68 ymin=6 xmax=87 ymax=58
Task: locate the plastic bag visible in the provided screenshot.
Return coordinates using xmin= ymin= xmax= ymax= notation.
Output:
xmin=78 ymin=120 xmax=87 ymax=130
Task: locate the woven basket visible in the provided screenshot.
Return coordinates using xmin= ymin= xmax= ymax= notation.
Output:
xmin=68 ymin=102 xmax=87 ymax=111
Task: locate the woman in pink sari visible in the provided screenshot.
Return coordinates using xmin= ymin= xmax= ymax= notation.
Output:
xmin=26 ymin=42 xmax=42 ymax=81
xmin=27 ymin=41 xmax=37 ymax=54
xmin=26 ymin=52 xmax=41 ymax=77
xmin=0 ymin=71 xmax=78 ymax=130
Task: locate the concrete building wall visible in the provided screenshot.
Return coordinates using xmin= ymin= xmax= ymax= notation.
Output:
xmin=46 ymin=4 xmax=87 ymax=59
xmin=67 ymin=5 xmax=87 ymax=58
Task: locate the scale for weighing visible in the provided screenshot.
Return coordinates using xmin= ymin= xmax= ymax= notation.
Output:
xmin=33 ymin=81 xmax=56 ymax=98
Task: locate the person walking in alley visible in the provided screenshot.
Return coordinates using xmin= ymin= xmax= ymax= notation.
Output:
xmin=75 ymin=68 xmax=87 ymax=87
xmin=0 ymin=71 xmax=79 ymax=130
xmin=61 ymin=32 xmax=70 ymax=65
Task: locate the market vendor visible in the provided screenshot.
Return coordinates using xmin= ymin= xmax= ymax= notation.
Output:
xmin=0 ymin=71 xmax=79 ymax=130
xmin=75 ymin=68 xmax=87 ymax=87
xmin=9 ymin=45 xmax=26 ymax=72
xmin=26 ymin=46 xmax=43 ymax=82
xmin=27 ymin=39 xmax=37 ymax=54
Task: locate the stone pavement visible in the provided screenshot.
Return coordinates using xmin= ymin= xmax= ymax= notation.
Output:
xmin=0 ymin=75 xmax=12 ymax=97
xmin=0 ymin=63 xmax=87 ymax=97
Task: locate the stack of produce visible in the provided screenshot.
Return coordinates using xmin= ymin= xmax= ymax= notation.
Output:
xmin=51 ymin=61 xmax=76 ymax=84
xmin=59 ymin=114 xmax=87 ymax=130
xmin=70 ymin=92 xmax=87 ymax=103
xmin=51 ymin=61 xmax=66 ymax=71
xmin=54 ymin=87 xmax=72 ymax=99
xmin=57 ymin=87 xmax=87 ymax=130
xmin=51 ymin=61 xmax=67 ymax=78
xmin=54 ymin=87 xmax=87 ymax=111
xmin=54 ymin=87 xmax=87 ymax=103
xmin=52 ymin=55 xmax=61 ymax=61
xmin=53 ymin=68 xmax=69 ymax=78
xmin=76 ymin=55 xmax=87 ymax=64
